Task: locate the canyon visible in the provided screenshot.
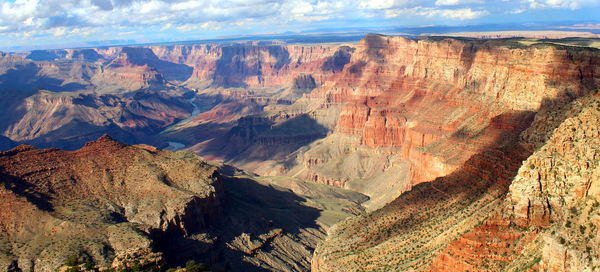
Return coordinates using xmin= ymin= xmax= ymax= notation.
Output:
xmin=0 ymin=34 xmax=599 ymax=271
xmin=0 ymin=135 xmax=366 ymax=272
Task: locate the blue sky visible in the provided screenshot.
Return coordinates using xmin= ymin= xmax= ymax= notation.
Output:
xmin=0 ymin=0 xmax=599 ymax=49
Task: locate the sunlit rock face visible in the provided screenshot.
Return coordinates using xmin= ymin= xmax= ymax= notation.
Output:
xmin=310 ymin=35 xmax=600 ymax=272
xmin=149 ymin=44 xmax=353 ymax=88
xmin=0 ymin=135 xmax=223 ymax=272
xmin=281 ymin=34 xmax=599 ymax=210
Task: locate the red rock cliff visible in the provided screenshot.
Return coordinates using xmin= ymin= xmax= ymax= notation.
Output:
xmin=149 ymin=44 xmax=354 ymax=88
xmin=310 ymin=35 xmax=600 ymax=272
xmin=291 ymin=35 xmax=599 ymax=204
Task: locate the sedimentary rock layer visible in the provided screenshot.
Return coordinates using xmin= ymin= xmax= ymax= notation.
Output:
xmin=282 ymin=34 xmax=599 ymax=209
xmin=311 ymin=36 xmax=600 ymax=271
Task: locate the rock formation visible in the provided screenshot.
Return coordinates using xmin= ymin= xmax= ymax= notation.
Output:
xmin=310 ymin=36 xmax=600 ymax=271
xmin=0 ymin=135 xmax=367 ymax=272
xmin=0 ymin=42 xmax=352 ymax=152
xmin=253 ymin=34 xmax=597 ymax=211
xmin=0 ymin=135 xmax=222 ymax=271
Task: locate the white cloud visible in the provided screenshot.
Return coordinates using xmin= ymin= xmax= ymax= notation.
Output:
xmin=386 ymin=7 xmax=488 ymax=20
xmin=176 ymin=21 xmax=222 ymax=31
xmin=526 ymin=0 xmax=599 ymax=9
xmin=435 ymin=0 xmax=484 ymax=6
xmin=359 ymin=0 xmax=396 ymax=9
xmin=171 ymin=1 xmax=204 ymax=11
xmin=0 ymin=0 xmax=594 ymax=47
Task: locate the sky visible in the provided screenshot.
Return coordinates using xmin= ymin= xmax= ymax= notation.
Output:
xmin=0 ymin=0 xmax=599 ymax=49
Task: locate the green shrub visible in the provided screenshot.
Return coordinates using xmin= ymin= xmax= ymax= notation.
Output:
xmin=83 ymin=260 xmax=95 ymax=270
xmin=580 ymin=225 xmax=586 ymax=235
xmin=65 ymin=256 xmax=80 ymax=267
xmin=186 ymin=260 xmax=209 ymax=272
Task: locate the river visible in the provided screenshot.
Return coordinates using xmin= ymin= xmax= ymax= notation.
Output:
xmin=161 ymin=96 xmax=204 ymax=151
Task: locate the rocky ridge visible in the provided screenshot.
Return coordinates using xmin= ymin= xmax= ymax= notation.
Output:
xmin=0 ymin=135 xmax=367 ymax=272
xmin=0 ymin=135 xmax=222 ymax=271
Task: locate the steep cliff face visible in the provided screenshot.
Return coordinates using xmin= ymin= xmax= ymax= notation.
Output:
xmin=279 ymin=35 xmax=599 ymax=210
xmin=1 ymin=42 xmax=352 ymax=152
xmin=149 ymin=44 xmax=353 ymax=88
xmin=422 ymin=93 xmax=600 ymax=272
xmin=311 ymin=101 xmax=600 ymax=271
xmin=505 ymin=94 xmax=600 ymax=227
xmin=310 ymin=36 xmax=600 ymax=272
xmin=0 ymin=90 xmax=193 ymax=149
xmin=0 ymin=135 xmax=223 ymax=272
xmin=503 ymin=93 xmax=600 ymax=272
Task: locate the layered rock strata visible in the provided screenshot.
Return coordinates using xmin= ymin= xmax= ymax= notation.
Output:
xmin=310 ymin=36 xmax=600 ymax=271
xmin=278 ymin=34 xmax=600 ymax=210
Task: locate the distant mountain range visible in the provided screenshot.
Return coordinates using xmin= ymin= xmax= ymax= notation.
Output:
xmin=3 ymin=21 xmax=599 ymax=52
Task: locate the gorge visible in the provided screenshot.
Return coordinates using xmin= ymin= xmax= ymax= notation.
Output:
xmin=0 ymin=34 xmax=599 ymax=272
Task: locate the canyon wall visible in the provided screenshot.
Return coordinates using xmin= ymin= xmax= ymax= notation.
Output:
xmin=148 ymin=43 xmax=353 ymax=88
xmin=273 ymin=34 xmax=599 ymax=209
xmin=310 ymin=36 xmax=600 ymax=271
xmin=2 ymin=35 xmax=600 ymax=271
xmin=425 ymin=92 xmax=600 ymax=272
xmin=0 ymin=42 xmax=351 ymax=150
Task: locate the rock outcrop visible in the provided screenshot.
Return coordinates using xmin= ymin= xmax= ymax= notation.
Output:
xmin=0 ymin=134 xmax=368 ymax=272
xmin=505 ymin=94 xmax=600 ymax=227
xmin=0 ymin=135 xmax=223 ymax=272
xmin=420 ymin=93 xmax=600 ymax=272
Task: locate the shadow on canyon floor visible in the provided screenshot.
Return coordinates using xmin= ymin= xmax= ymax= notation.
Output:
xmin=156 ymin=175 xmax=321 ymax=271
xmin=189 ymin=113 xmax=329 ymax=169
